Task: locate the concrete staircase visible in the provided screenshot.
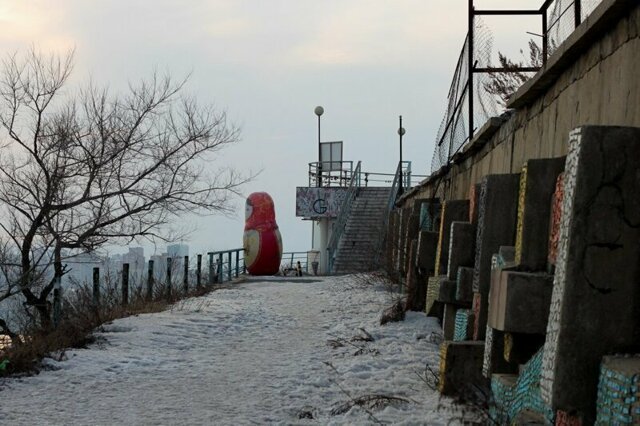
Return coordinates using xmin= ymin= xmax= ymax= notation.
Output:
xmin=332 ymin=187 xmax=391 ymax=274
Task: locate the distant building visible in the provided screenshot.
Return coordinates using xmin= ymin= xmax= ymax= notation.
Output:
xmin=122 ymin=247 xmax=145 ymax=285
xmin=149 ymin=253 xmax=168 ymax=281
xmin=166 ymin=244 xmax=189 ymax=284
xmin=167 ymin=244 xmax=189 ymax=258
xmin=63 ymin=251 xmax=106 ymax=287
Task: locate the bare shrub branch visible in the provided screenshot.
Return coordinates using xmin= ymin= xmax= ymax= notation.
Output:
xmin=483 ymin=40 xmax=545 ymax=107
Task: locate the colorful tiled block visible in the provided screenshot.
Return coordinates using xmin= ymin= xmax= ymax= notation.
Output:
xmin=547 ymin=173 xmax=564 ymax=267
xmin=541 ymin=127 xmax=640 ymax=423
xmin=595 ymin=355 xmax=640 ymax=426
xmin=453 ymin=309 xmax=474 ymax=341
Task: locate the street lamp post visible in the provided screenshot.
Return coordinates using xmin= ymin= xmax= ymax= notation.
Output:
xmin=315 ymin=106 xmax=324 ymax=187
xmin=313 ymin=106 xmax=328 ymax=274
xmin=398 ymin=115 xmax=406 ymax=191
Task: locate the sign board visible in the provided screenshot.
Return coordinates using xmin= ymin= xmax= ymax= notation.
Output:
xmin=296 ymin=187 xmax=347 ymax=218
xmin=319 ymin=141 xmax=343 ymax=172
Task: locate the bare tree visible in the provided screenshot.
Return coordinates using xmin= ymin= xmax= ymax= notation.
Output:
xmin=0 ymin=48 xmax=247 ymax=332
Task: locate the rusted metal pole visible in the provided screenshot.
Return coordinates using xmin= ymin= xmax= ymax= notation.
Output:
xmin=166 ymin=259 xmax=172 ymax=299
xmin=147 ymin=260 xmax=154 ymax=300
xmin=183 ymin=255 xmax=189 ymax=294
xmin=122 ymin=263 xmax=129 ymax=306
xmin=93 ymin=267 xmax=100 ymax=307
xmin=197 ymin=254 xmax=202 ymax=288
xmin=208 ymin=253 xmax=214 ymax=285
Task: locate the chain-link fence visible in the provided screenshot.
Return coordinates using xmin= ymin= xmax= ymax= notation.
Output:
xmin=430 ymin=19 xmax=502 ymax=173
xmin=430 ymin=0 xmax=605 ymax=173
xmin=430 ymin=36 xmax=469 ymax=174
xmin=546 ymin=0 xmax=603 ymax=54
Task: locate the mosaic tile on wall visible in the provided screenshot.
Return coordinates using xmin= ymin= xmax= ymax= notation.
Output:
xmin=540 ymin=129 xmax=581 ymax=405
xmin=490 ymin=348 xmax=554 ymax=424
xmin=514 ymin=163 xmax=528 ymax=265
xmin=540 ymin=126 xmax=640 ymax=420
xmin=595 ymin=355 xmax=640 ymax=425
xmin=547 ymin=173 xmax=565 ymax=267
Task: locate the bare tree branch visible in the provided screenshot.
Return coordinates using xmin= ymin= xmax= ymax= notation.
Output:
xmin=483 ymin=40 xmax=545 ymax=107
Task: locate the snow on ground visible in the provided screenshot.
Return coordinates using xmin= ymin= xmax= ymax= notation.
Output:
xmin=0 ymin=274 xmax=472 ymax=425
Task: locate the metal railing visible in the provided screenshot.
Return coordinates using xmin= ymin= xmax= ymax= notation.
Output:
xmin=308 ymin=161 xmax=354 ymax=187
xmin=401 ymin=162 xmax=412 ymax=192
xmin=308 ymin=160 xmax=425 ymax=188
xmin=361 ymin=167 xmax=422 ymax=188
xmin=373 ymin=161 xmax=409 ymax=266
xmin=280 ymin=251 xmax=309 ymax=275
xmin=206 ymin=248 xmax=245 ymax=284
xmin=327 ymin=161 xmax=362 ymax=273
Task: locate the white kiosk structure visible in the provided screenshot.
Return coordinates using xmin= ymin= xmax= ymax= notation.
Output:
xmin=296 ymin=107 xmax=412 ymax=275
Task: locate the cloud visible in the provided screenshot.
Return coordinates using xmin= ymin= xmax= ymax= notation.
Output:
xmin=285 ymin=0 xmax=467 ymax=67
xmin=0 ymin=2 xmax=75 ymax=51
xmin=206 ymin=18 xmax=256 ymax=38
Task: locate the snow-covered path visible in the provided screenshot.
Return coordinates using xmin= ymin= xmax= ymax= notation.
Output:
xmin=0 ymin=275 xmax=464 ymax=425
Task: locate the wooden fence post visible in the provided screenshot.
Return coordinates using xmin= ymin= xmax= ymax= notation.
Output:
xmin=166 ymin=259 xmax=172 ymax=299
xmin=235 ymin=251 xmax=240 ymax=277
xmin=147 ymin=260 xmax=154 ymax=300
xmin=93 ymin=267 xmax=100 ymax=307
xmin=208 ymin=253 xmax=214 ymax=285
xmin=243 ymin=255 xmax=246 ymax=274
xmin=218 ymin=253 xmax=223 ymax=283
xmin=197 ymin=254 xmax=202 ymax=288
xmin=183 ymin=255 xmax=189 ymax=294
xmin=227 ymin=251 xmax=232 ymax=282
xmin=122 ymin=263 xmax=129 ymax=306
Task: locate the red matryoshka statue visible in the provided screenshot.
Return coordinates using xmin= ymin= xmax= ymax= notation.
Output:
xmin=243 ymin=192 xmax=282 ymax=275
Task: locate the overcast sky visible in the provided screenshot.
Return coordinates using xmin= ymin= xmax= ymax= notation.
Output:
xmin=0 ymin=0 xmax=542 ymax=258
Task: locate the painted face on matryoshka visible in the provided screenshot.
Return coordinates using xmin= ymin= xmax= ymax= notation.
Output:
xmin=244 ymin=192 xmax=277 ymax=231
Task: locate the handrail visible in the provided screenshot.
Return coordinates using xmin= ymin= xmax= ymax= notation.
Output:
xmin=206 ymin=248 xmax=245 ymax=283
xmin=307 ymin=161 xmax=422 ymax=188
xmin=387 ymin=161 xmax=404 ymax=218
xmin=207 ymin=248 xmax=244 ymax=255
xmin=327 ymin=160 xmax=362 ymax=273
xmin=360 ymin=169 xmax=424 ymax=186
xmin=402 ymin=161 xmax=412 ymax=191
xmin=373 ymin=161 xmax=410 ymax=266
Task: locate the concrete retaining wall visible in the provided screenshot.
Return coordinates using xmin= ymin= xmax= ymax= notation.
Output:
xmin=386 ymin=1 xmax=640 ymax=423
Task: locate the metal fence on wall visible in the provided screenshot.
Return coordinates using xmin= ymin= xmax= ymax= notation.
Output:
xmin=430 ymin=35 xmax=471 ymax=175
xmin=430 ymin=20 xmax=504 ymax=174
xmin=546 ymin=0 xmax=604 ymax=53
xmin=430 ymin=0 xmax=604 ymax=174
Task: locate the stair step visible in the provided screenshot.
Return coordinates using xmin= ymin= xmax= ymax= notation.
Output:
xmin=330 ymin=187 xmax=392 ymax=273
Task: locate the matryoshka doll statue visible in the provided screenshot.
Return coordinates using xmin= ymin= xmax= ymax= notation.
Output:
xmin=243 ymin=192 xmax=282 ymax=275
